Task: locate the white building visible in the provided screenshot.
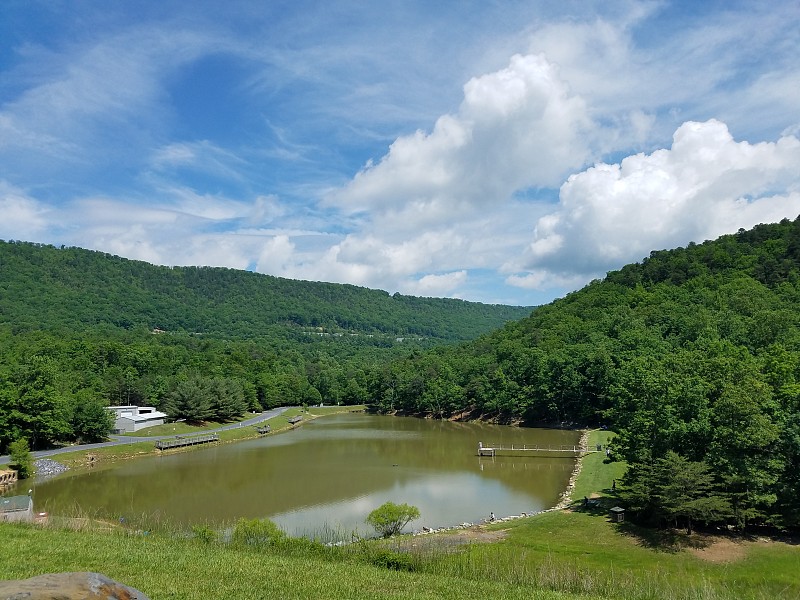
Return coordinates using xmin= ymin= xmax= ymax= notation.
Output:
xmin=107 ymin=405 xmax=168 ymax=434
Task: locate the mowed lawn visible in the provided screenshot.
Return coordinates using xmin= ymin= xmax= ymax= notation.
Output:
xmin=454 ymin=509 xmax=800 ymax=600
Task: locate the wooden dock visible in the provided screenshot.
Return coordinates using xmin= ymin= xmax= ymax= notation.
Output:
xmin=155 ymin=433 xmax=219 ymax=451
xmin=0 ymin=469 xmax=18 ymax=489
xmin=477 ymin=442 xmax=597 ymax=457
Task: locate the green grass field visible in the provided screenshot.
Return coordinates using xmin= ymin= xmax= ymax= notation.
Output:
xmin=2 ymin=425 xmax=798 ymax=599
xmin=570 ymin=431 xmax=626 ymax=501
xmin=0 ymin=525 xmax=580 ymax=600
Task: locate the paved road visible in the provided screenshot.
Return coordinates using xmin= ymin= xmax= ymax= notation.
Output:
xmin=0 ymin=407 xmax=293 ymax=466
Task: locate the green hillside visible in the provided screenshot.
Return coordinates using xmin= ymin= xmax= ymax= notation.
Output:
xmin=0 ymin=240 xmax=529 ymax=453
xmin=0 ymin=240 xmax=530 ymax=341
xmin=366 ymin=217 xmax=800 ymax=529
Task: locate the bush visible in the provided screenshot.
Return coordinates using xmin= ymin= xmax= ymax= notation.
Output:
xmin=8 ymin=439 xmax=35 ymax=479
xmin=366 ymin=502 xmax=420 ymax=538
xmin=191 ymin=524 xmax=218 ymax=544
xmin=364 ymin=548 xmax=416 ymax=571
xmin=231 ymin=518 xmax=285 ymax=547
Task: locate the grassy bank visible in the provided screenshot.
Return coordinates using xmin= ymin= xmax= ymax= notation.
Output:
xmin=49 ymin=405 xmax=361 ymax=471
xmin=0 ymin=524 xmax=580 ymax=600
xmin=422 ymin=508 xmax=799 ymax=600
xmin=569 ymin=430 xmax=626 ymax=502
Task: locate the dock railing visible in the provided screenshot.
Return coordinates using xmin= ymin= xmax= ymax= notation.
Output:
xmin=155 ymin=433 xmax=219 ymax=451
xmin=478 ymin=441 xmax=596 ymax=457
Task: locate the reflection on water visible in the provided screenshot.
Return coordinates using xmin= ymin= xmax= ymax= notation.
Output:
xmin=33 ymin=414 xmax=579 ymax=535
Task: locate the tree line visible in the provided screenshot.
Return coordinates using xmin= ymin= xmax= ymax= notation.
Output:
xmin=0 ymin=328 xmax=407 ymax=451
xmin=0 ymin=240 xmax=530 ymax=341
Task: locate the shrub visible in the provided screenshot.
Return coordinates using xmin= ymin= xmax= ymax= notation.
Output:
xmin=364 ymin=548 xmax=416 ymax=571
xmin=366 ymin=502 xmax=420 ymax=538
xmin=191 ymin=524 xmax=218 ymax=544
xmin=231 ymin=518 xmax=285 ymax=547
xmin=8 ymin=439 xmax=35 ymax=479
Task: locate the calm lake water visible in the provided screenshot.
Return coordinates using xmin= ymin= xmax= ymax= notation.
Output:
xmin=32 ymin=414 xmax=579 ymax=536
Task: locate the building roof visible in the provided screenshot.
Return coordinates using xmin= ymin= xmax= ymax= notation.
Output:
xmin=1 ymin=495 xmax=31 ymax=512
xmin=118 ymin=412 xmax=167 ymax=422
xmin=107 ymin=406 xmax=168 ymax=420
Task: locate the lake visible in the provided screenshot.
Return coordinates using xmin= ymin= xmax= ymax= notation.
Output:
xmin=32 ymin=413 xmax=580 ymax=536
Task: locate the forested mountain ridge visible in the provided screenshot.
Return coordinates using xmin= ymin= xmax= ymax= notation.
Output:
xmin=365 ymin=217 xmax=800 ymax=528
xmin=0 ymin=240 xmax=531 ymax=341
xmin=0 ymin=240 xmax=529 ymax=454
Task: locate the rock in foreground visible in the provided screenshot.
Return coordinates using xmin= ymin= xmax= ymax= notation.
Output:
xmin=0 ymin=572 xmax=149 ymax=599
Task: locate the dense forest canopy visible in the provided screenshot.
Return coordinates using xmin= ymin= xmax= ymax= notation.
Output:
xmin=0 ymin=240 xmax=530 ymax=452
xmin=0 ymin=240 xmax=530 ymax=341
xmin=365 ymin=217 xmax=800 ymax=529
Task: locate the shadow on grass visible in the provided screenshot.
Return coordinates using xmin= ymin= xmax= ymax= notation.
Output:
xmin=571 ymin=489 xmax=708 ymax=553
xmin=615 ymin=522 xmax=698 ymax=553
xmin=573 ymin=492 xmax=800 ymax=555
xmin=571 ymin=487 xmax=620 ymax=516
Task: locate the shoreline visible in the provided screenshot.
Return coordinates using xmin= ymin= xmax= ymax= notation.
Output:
xmin=554 ymin=428 xmax=591 ymax=510
xmin=6 ymin=406 xmax=357 ymax=481
xmin=414 ymin=428 xmax=591 ymax=536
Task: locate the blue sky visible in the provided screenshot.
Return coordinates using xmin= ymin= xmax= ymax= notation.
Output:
xmin=1 ymin=1 xmax=799 ymax=306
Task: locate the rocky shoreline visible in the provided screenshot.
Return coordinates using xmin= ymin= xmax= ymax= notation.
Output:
xmin=554 ymin=428 xmax=590 ymax=510
xmin=34 ymin=458 xmax=69 ymax=480
xmin=414 ymin=429 xmax=590 ymax=536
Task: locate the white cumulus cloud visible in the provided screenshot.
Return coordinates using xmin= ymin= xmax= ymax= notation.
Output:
xmin=513 ymin=120 xmax=800 ymax=287
xmin=328 ymin=53 xmax=594 ymax=222
xmin=407 ymin=271 xmax=468 ymax=298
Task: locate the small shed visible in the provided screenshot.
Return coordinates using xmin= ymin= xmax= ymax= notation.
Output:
xmin=609 ymin=506 xmax=625 ymax=523
xmin=107 ymin=405 xmax=168 ymax=433
xmin=0 ymin=494 xmax=33 ymax=523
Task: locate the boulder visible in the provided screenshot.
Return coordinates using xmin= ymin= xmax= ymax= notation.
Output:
xmin=0 ymin=572 xmax=149 ymax=600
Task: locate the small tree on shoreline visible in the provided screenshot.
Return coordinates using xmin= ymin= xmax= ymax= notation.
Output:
xmin=9 ymin=438 xmax=35 ymax=479
xmin=366 ymin=502 xmax=420 ymax=538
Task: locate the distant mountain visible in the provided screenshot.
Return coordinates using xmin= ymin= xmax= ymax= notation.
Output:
xmin=0 ymin=240 xmax=530 ymax=342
